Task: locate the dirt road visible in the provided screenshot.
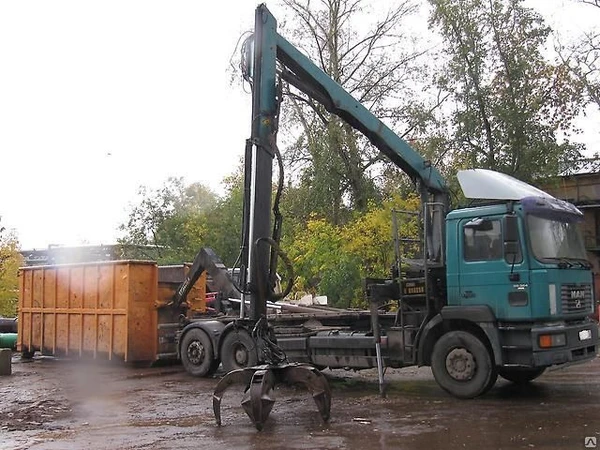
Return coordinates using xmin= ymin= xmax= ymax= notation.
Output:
xmin=1 ymin=355 xmax=599 ymax=450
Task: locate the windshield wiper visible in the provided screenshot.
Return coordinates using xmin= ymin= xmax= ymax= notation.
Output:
xmin=561 ymin=257 xmax=593 ymax=269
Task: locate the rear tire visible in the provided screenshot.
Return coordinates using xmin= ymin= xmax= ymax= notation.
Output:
xmin=498 ymin=367 xmax=545 ymax=384
xmin=431 ymin=330 xmax=495 ymax=399
xmin=220 ymin=329 xmax=258 ymax=373
xmin=180 ymin=329 xmax=219 ymax=377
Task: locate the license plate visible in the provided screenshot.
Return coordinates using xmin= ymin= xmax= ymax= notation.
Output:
xmin=579 ymin=329 xmax=592 ymax=341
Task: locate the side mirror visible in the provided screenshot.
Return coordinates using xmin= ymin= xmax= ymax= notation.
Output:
xmin=504 ymin=215 xmax=519 ymax=242
xmin=503 ymin=215 xmax=522 ymax=265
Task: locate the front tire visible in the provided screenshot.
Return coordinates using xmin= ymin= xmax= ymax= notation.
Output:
xmin=180 ymin=329 xmax=219 ymax=377
xmin=498 ymin=367 xmax=545 ymax=384
xmin=431 ymin=330 xmax=496 ymax=399
xmin=220 ymin=329 xmax=258 ymax=373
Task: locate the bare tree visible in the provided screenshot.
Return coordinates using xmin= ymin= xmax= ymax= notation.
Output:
xmin=278 ymin=0 xmax=430 ymax=223
xmin=557 ymin=2 xmax=600 ymax=109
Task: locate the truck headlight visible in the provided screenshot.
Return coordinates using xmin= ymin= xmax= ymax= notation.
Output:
xmin=539 ymin=333 xmax=566 ymax=348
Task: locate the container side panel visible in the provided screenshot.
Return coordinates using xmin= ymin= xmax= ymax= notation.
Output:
xmin=84 ymin=265 xmax=99 ymax=309
xmin=82 ymin=314 xmax=97 ymax=353
xmin=115 ymin=264 xmax=129 ymax=310
xmin=99 ymin=265 xmax=114 ymax=309
xmin=19 ymin=312 xmax=31 ymax=352
xmin=45 ymin=268 xmax=57 ymax=309
xmin=42 ymin=314 xmax=55 ymax=353
xmin=70 ymin=267 xmax=84 ymax=309
xmin=22 ymin=270 xmax=33 ymax=308
xmin=126 ymin=264 xmax=158 ymax=362
xmin=113 ymin=315 xmax=127 ymax=358
xmin=56 ymin=314 xmax=69 ymax=354
xmin=33 ymin=270 xmax=43 ymax=308
xmin=56 ymin=268 xmax=70 ymax=309
xmin=97 ymin=315 xmax=112 ymax=353
xmin=130 ymin=264 xmax=155 ymax=304
xmin=17 ymin=271 xmax=24 ymax=351
xmin=68 ymin=314 xmax=82 ymax=353
xmin=31 ymin=313 xmax=42 ymax=351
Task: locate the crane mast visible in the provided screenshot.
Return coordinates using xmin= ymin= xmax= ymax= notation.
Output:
xmin=243 ymin=4 xmax=450 ymax=320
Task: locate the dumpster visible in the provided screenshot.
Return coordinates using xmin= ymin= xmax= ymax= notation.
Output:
xmin=17 ymin=261 xmax=206 ymax=363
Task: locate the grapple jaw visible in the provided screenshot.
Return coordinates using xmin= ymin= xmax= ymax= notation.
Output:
xmin=278 ymin=364 xmax=331 ymax=423
xmin=212 ymin=363 xmax=331 ymax=430
xmin=241 ymin=369 xmax=276 ymax=430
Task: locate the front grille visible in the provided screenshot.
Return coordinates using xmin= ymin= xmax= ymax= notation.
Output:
xmin=560 ymin=284 xmax=593 ymax=313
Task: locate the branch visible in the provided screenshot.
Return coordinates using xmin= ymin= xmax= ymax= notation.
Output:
xmin=286 ymin=89 xmax=330 ymax=125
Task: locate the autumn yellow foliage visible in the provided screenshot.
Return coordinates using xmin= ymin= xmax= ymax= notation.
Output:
xmin=285 ymin=194 xmax=421 ymax=307
xmin=0 ymin=230 xmax=22 ymax=317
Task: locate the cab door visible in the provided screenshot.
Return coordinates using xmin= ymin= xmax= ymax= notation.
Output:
xmin=458 ymin=215 xmax=531 ymax=320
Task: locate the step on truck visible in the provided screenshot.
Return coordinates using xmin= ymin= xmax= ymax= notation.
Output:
xmin=175 ymin=3 xmax=599 ymax=400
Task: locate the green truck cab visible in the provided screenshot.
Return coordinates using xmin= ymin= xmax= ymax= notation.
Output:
xmin=442 ymin=171 xmax=598 ymax=388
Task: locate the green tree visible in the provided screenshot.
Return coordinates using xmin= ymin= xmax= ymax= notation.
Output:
xmin=0 ymin=223 xmax=22 ymax=317
xmin=284 ymin=194 xmax=420 ymax=307
xmin=428 ymin=0 xmax=587 ymax=182
xmin=285 ymin=217 xmax=362 ymax=308
xmin=203 ymin=166 xmax=244 ymax=266
xmin=343 ymin=194 xmax=421 ymax=279
xmin=118 ymin=178 xmax=218 ymax=264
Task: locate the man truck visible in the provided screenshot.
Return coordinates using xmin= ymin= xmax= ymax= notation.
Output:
xmin=176 ymin=4 xmax=599 ymax=406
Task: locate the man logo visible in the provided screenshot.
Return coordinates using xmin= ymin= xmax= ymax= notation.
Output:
xmin=576 ymin=299 xmax=582 ymax=309
xmin=585 ymin=436 xmax=597 ymax=448
xmin=571 ymin=289 xmax=585 ymax=299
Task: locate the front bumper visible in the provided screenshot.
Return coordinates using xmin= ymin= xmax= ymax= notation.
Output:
xmin=531 ymin=320 xmax=599 ymax=367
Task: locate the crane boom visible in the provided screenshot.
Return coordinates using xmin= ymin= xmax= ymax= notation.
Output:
xmin=244 ymin=4 xmax=449 ymax=320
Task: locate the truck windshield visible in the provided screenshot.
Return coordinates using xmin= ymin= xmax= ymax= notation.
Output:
xmin=527 ymin=215 xmax=587 ymax=263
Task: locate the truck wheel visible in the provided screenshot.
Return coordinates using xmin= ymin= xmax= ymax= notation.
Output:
xmin=482 ymin=365 xmax=499 ymax=395
xmin=431 ymin=330 xmax=496 ymax=399
xmin=498 ymin=367 xmax=545 ymax=384
xmin=220 ymin=329 xmax=258 ymax=373
xmin=180 ymin=329 xmax=219 ymax=377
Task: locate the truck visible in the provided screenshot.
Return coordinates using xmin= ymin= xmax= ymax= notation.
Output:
xmin=176 ymin=3 xmax=599 ymax=405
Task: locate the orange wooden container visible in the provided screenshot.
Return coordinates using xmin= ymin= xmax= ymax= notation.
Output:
xmin=18 ymin=260 xmax=207 ymax=363
xmin=18 ymin=261 xmax=160 ymax=362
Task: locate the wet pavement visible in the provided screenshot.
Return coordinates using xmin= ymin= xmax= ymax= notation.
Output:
xmin=1 ymin=355 xmax=599 ymax=449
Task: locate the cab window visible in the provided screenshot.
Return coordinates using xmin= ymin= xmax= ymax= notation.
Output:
xmin=463 ymin=219 xmax=502 ymax=261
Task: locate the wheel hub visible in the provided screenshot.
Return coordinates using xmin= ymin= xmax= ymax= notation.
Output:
xmin=445 ymin=348 xmax=476 ymax=381
xmin=233 ymin=344 xmax=249 ymax=366
xmin=187 ymin=341 xmax=205 ymax=365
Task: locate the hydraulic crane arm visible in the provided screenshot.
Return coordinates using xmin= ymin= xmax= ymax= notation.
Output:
xmin=274 ymin=37 xmax=447 ymax=196
xmin=244 ymin=4 xmax=449 ymax=320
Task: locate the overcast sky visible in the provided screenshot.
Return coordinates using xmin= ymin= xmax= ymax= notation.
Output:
xmin=0 ymin=0 xmax=598 ymax=249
